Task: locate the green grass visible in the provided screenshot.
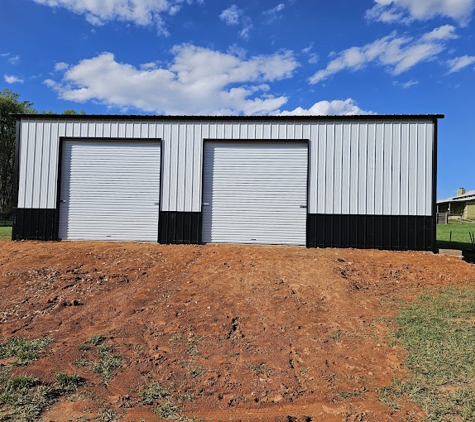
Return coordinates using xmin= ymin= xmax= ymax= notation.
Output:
xmin=0 ymin=225 xmax=12 ymax=240
xmin=139 ymin=382 xmax=170 ymax=405
xmin=0 ymin=338 xmax=57 ymax=420
xmin=437 ymin=220 xmax=475 ymax=250
xmin=379 ymin=284 xmax=475 ymax=421
xmin=91 ymin=350 xmax=122 ymax=383
xmin=54 ymin=372 xmax=85 ymax=392
xmin=0 ymin=337 xmax=53 ymax=366
xmin=0 ymin=337 xmax=84 ymax=422
xmin=0 ymin=368 xmax=55 ymax=422
xmin=155 ymin=402 xmax=179 ymax=419
xmin=248 ymin=361 xmax=272 ymax=376
xmin=77 ymin=335 xmax=122 ymax=384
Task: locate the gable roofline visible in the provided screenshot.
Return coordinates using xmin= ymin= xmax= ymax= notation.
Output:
xmin=437 ymin=190 xmax=475 ymax=205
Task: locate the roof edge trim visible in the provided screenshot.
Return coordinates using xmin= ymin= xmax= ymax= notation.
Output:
xmin=13 ymin=114 xmax=445 ymax=121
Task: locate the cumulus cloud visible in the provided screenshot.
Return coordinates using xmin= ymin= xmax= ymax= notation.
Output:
xmin=44 ymin=45 xmax=299 ymax=115
xmin=220 ymin=5 xmax=242 ymax=25
xmin=366 ymin=0 xmax=474 ymax=26
xmin=33 ymin=0 xmax=202 ymax=34
xmin=447 ymin=54 xmax=475 ymax=72
xmin=421 ymin=25 xmax=458 ymax=41
xmin=4 ymin=75 xmax=24 ymax=84
xmin=309 ymin=26 xmax=456 ymax=84
xmin=55 ymin=62 xmax=69 ymax=71
xmin=219 ymin=5 xmax=253 ymax=39
xmin=277 ymin=99 xmax=374 ymax=116
xmin=140 ymin=62 xmax=158 ymax=70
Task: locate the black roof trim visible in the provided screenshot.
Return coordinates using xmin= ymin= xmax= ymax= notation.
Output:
xmin=14 ymin=114 xmax=445 ymax=121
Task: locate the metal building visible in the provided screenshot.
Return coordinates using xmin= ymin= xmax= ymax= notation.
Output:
xmin=12 ymin=114 xmax=442 ymax=251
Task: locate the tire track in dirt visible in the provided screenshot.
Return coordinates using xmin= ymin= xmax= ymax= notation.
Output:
xmin=1 ymin=241 xmax=474 ymax=421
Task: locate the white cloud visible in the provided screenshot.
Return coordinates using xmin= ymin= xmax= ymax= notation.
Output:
xmin=263 ymin=4 xmax=285 ymax=22
xmin=220 ymin=5 xmax=242 ymax=25
xmin=447 ymin=55 xmax=475 ymax=72
xmin=309 ymin=26 xmax=456 ymax=84
xmin=238 ymin=24 xmax=253 ymax=40
xmin=44 ymin=45 xmax=299 ymax=115
xmin=220 ymin=5 xmax=253 ymax=39
xmin=1 ymin=53 xmax=20 ymax=65
xmin=277 ymin=99 xmax=375 ymax=116
xmin=140 ymin=62 xmax=158 ymax=70
xmin=393 ymin=79 xmax=419 ymax=88
xmin=33 ymin=0 xmax=202 ymax=34
xmin=4 ymin=75 xmax=24 ymax=84
xmin=302 ymin=45 xmax=319 ymax=64
xmin=8 ymin=55 xmax=20 ymax=65
xmin=421 ymin=25 xmax=458 ymax=41
xmin=55 ymin=62 xmax=69 ymax=71
xmin=366 ymin=0 xmax=474 ymax=26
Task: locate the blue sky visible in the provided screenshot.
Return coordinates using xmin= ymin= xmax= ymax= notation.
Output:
xmin=1 ymin=0 xmax=474 ymax=199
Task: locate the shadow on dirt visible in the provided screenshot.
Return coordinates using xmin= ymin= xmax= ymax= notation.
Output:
xmin=438 ymin=241 xmax=475 ymax=264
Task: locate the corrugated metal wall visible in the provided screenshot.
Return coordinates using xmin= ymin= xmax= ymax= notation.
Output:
xmin=202 ymin=141 xmax=308 ymax=245
xmin=17 ymin=118 xmax=434 ymax=217
xmin=58 ymin=140 xmax=161 ymax=241
xmin=311 ymin=122 xmax=433 ymax=216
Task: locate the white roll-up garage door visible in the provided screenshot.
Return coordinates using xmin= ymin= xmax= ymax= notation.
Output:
xmin=202 ymin=141 xmax=308 ymax=245
xmin=58 ymin=140 xmax=161 ymax=241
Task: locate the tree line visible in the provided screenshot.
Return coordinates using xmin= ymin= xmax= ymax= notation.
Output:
xmin=0 ymin=88 xmax=84 ymax=221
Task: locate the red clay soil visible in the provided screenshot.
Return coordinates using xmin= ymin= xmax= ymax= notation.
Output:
xmin=1 ymin=241 xmax=475 ymax=422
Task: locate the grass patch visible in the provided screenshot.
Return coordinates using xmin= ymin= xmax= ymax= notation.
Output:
xmin=0 ymin=225 xmax=12 ymax=240
xmin=189 ymin=366 xmax=205 ymax=379
xmin=139 ymin=382 xmax=170 ymax=405
xmin=77 ymin=335 xmax=122 ymax=384
xmin=380 ymin=284 xmax=475 ymax=421
xmin=437 ymin=221 xmax=475 ymax=250
xmin=248 ymin=361 xmax=272 ymax=376
xmin=97 ymin=406 xmax=118 ymax=422
xmin=92 ymin=352 xmax=122 ymax=383
xmin=54 ymin=372 xmax=85 ymax=392
xmin=0 ymin=368 xmax=54 ymax=421
xmin=0 ymin=367 xmax=87 ymax=421
xmin=139 ymin=381 xmax=200 ymax=421
xmin=88 ymin=334 xmax=105 ymax=346
xmin=0 ymin=337 xmax=52 ymax=366
xmin=155 ymin=402 xmax=179 ymax=419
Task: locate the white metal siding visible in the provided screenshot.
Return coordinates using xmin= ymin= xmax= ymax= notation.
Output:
xmin=309 ymin=121 xmax=434 ymax=216
xmin=202 ymin=141 xmax=308 ymax=245
xmin=17 ymin=118 xmax=435 ymax=218
xmin=58 ymin=140 xmax=160 ymax=241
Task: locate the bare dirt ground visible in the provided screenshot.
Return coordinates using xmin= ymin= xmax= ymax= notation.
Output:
xmin=1 ymin=240 xmax=475 ymax=421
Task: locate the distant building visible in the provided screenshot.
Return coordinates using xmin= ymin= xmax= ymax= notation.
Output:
xmin=437 ymin=188 xmax=475 ymax=220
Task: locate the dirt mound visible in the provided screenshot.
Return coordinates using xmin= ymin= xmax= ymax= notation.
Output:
xmin=1 ymin=241 xmax=474 ymax=421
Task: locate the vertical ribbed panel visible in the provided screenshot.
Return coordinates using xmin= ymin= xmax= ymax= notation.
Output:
xmin=310 ymin=121 xmax=433 ymax=216
xmin=17 ymin=118 xmax=434 ymax=218
xmin=307 ymin=214 xmax=434 ymax=251
xmin=202 ymin=141 xmax=308 ymax=245
xmin=58 ymin=140 xmax=160 ymax=241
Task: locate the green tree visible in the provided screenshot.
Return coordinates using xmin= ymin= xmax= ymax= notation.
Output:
xmin=41 ymin=109 xmax=86 ymax=115
xmin=0 ymin=89 xmax=36 ymax=219
xmin=62 ymin=109 xmax=86 ymax=115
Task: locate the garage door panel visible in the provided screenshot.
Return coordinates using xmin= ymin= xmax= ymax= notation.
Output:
xmin=202 ymin=141 xmax=308 ymax=245
xmin=58 ymin=140 xmax=161 ymax=241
